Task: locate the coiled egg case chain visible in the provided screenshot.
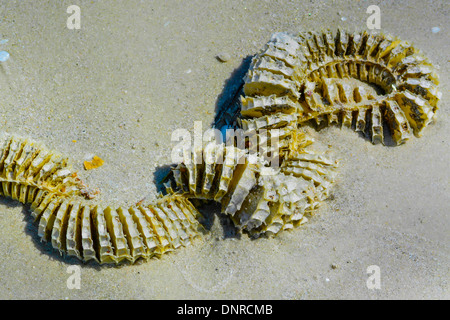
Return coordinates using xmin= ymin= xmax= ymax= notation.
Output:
xmin=0 ymin=132 xmax=204 ymax=264
xmin=241 ymin=30 xmax=441 ymax=145
xmin=165 ymin=132 xmax=338 ymax=238
xmin=0 ymin=30 xmax=439 ymax=265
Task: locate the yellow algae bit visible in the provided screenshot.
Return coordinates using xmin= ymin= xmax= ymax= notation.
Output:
xmin=84 ymin=156 xmax=104 ymax=170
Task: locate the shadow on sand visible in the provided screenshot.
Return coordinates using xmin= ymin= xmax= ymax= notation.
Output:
xmin=152 ymin=55 xmax=254 ymax=240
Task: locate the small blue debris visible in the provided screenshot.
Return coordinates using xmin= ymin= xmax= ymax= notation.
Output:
xmin=0 ymin=39 xmax=9 ymax=44
xmin=0 ymin=51 xmax=10 ymax=62
xmin=431 ymin=27 xmax=440 ymax=34
xmin=220 ymin=125 xmax=234 ymax=143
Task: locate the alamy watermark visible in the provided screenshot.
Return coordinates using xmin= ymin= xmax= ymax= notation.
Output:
xmin=366 ymin=265 xmax=381 ymax=290
xmin=67 ymin=5 xmax=81 ymax=30
xmin=171 ymin=121 xmax=281 ymax=170
xmin=366 ymin=5 xmax=381 ymax=30
xmin=66 ymin=265 xmax=81 ymax=289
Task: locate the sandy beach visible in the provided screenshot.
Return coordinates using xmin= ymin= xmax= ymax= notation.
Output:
xmin=0 ymin=0 xmax=448 ymax=299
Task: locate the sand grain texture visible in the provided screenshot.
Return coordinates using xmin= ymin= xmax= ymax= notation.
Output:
xmin=0 ymin=0 xmax=448 ymax=299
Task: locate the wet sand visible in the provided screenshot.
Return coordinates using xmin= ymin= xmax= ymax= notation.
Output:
xmin=0 ymin=0 xmax=448 ymax=299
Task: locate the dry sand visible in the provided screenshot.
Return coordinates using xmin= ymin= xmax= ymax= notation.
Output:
xmin=0 ymin=0 xmax=448 ymax=299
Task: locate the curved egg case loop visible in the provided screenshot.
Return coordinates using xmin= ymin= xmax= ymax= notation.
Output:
xmin=0 ymin=133 xmax=204 ymax=264
xmin=240 ymin=30 xmax=441 ymax=146
xmin=0 ymin=133 xmax=86 ymax=202
xmin=165 ymin=130 xmax=339 ymax=238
